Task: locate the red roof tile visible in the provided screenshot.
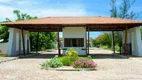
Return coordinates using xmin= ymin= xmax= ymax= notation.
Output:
xmin=2 ymin=16 xmax=142 ymax=25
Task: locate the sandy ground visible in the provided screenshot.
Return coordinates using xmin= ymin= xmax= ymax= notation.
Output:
xmin=0 ymin=49 xmax=142 ymax=80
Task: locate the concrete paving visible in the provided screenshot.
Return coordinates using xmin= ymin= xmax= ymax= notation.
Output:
xmin=0 ymin=49 xmax=142 ymax=80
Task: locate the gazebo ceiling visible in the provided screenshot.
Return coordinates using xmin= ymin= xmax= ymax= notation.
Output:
xmin=1 ymin=16 xmax=142 ymax=32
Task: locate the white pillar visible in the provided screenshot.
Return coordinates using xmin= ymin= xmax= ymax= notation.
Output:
xmin=24 ymin=31 xmax=31 ymax=53
xmin=133 ymin=27 xmax=142 ymax=56
xmin=22 ymin=30 xmax=30 ymax=54
xmin=7 ymin=28 xmax=17 ymax=56
xmin=7 ymin=28 xmax=30 ymax=56
xmin=122 ymin=27 xmax=142 ymax=56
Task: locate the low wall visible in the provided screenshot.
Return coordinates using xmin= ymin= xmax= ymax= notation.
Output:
xmin=0 ymin=43 xmax=8 ymax=54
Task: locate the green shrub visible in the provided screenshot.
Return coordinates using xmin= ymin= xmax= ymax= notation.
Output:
xmin=66 ymin=48 xmax=78 ymax=57
xmin=103 ymin=45 xmax=109 ymax=49
xmin=59 ymin=56 xmax=79 ymax=66
xmin=40 ymin=60 xmax=49 ymax=69
xmin=61 ymin=57 xmax=72 ymax=66
xmin=40 ymin=58 xmax=63 ymax=69
xmin=59 ymin=48 xmax=79 ymax=66
xmin=48 ymin=58 xmax=63 ymax=68
xmin=115 ymin=44 xmax=120 ymax=52
xmin=87 ymin=55 xmax=93 ymax=60
xmin=41 ymin=47 xmax=46 ymax=51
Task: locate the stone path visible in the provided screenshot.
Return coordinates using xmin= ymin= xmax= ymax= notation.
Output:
xmin=0 ymin=49 xmax=142 ymax=80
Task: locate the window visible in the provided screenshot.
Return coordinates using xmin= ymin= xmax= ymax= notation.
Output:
xmin=64 ymin=38 xmax=84 ymax=47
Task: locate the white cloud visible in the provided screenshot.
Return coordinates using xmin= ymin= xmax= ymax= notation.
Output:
xmin=0 ymin=0 xmax=40 ymax=5
xmin=30 ymin=8 xmax=86 ymax=17
xmin=0 ymin=0 xmax=87 ymax=21
xmin=15 ymin=1 xmax=30 ymax=5
xmin=0 ymin=0 xmax=13 ymax=3
xmin=0 ymin=5 xmax=16 ymax=21
xmin=0 ymin=4 xmax=86 ymax=21
xmin=15 ymin=0 xmax=41 ymax=5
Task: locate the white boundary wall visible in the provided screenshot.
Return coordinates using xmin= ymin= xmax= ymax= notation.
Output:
xmin=122 ymin=27 xmax=142 ymax=56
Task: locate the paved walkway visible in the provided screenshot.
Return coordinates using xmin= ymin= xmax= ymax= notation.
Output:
xmin=0 ymin=49 xmax=142 ymax=80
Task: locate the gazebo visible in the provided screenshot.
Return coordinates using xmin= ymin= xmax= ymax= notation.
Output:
xmin=1 ymin=16 xmax=142 ymax=56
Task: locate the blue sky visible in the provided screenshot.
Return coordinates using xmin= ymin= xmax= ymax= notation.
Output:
xmin=0 ymin=0 xmax=142 ymax=38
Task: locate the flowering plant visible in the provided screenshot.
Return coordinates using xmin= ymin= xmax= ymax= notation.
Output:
xmin=72 ymin=58 xmax=97 ymax=68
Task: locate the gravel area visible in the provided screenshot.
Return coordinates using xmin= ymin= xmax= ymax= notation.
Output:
xmin=0 ymin=49 xmax=142 ymax=80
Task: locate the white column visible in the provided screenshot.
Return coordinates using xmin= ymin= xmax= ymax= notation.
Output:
xmin=7 ymin=28 xmax=17 ymax=56
xmin=24 ymin=31 xmax=31 ymax=53
xmin=133 ymin=27 xmax=142 ymax=56
xmin=123 ymin=27 xmax=142 ymax=56
xmin=22 ymin=30 xmax=30 ymax=54
xmin=7 ymin=28 xmax=30 ymax=56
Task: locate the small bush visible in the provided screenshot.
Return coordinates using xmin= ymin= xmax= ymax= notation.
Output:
xmin=73 ymin=58 xmax=97 ymax=68
xmin=103 ymin=45 xmax=109 ymax=49
xmin=40 ymin=60 xmax=49 ymax=69
xmin=48 ymin=58 xmax=63 ymax=68
xmin=115 ymin=44 xmax=120 ymax=52
xmin=87 ymin=55 xmax=93 ymax=60
xmin=40 ymin=58 xmax=63 ymax=69
xmin=66 ymin=48 xmax=78 ymax=57
xmin=59 ymin=56 xmax=79 ymax=66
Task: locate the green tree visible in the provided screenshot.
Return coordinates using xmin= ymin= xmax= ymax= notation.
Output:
xmin=92 ymin=0 xmax=139 ymax=51
xmin=110 ymin=0 xmax=117 ymax=17
xmin=0 ymin=26 xmax=9 ymax=42
xmin=0 ymin=10 xmax=56 ymax=50
xmin=93 ymin=32 xmax=112 ymax=48
xmin=0 ymin=10 xmax=37 ymax=42
xmin=30 ymin=32 xmax=57 ymax=50
xmin=119 ymin=0 xmax=139 ymax=19
xmin=110 ymin=0 xmax=139 ymax=19
xmin=109 ymin=0 xmax=139 ymax=49
xmin=13 ymin=10 xmax=37 ymax=21
xmin=92 ymin=32 xmax=122 ymax=51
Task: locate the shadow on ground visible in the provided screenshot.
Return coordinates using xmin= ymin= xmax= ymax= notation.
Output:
xmin=90 ymin=54 xmax=128 ymax=59
xmin=21 ymin=53 xmax=129 ymax=59
xmin=20 ymin=53 xmax=57 ymax=59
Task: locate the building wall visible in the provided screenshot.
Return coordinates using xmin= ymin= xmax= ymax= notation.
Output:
xmin=63 ymin=27 xmax=86 ymax=55
xmin=122 ymin=27 xmax=142 ymax=56
xmin=7 ymin=28 xmax=31 ymax=56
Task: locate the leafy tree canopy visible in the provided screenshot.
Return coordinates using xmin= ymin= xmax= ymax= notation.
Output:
xmin=0 ymin=10 xmax=56 ymax=50
xmin=92 ymin=0 xmax=139 ymax=51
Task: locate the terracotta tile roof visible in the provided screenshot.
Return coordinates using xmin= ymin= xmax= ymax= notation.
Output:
xmin=1 ymin=16 xmax=142 ymax=31
xmin=2 ymin=16 xmax=142 ymax=25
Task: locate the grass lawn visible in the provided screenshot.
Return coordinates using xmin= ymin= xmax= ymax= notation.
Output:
xmin=0 ymin=54 xmax=7 ymax=58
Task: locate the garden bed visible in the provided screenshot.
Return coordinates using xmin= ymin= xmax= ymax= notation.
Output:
xmin=40 ymin=48 xmax=97 ymax=71
xmin=46 ymin=66 xmax=96 ymax=71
